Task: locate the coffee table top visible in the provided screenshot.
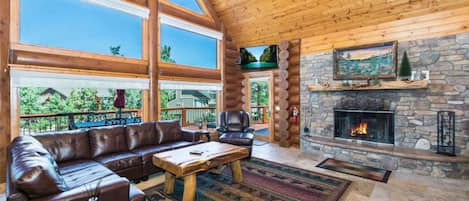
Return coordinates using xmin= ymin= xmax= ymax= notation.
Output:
xmin=152 ymin=142 xmax=249 ymax=176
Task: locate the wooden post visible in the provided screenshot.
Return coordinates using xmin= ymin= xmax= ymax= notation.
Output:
xmin=231 ymin=160 xmax=243 ymax=183
xmin=183 ymin=174 xmax=196 ymax=201
xmin=278 ymin=40 xmax=290 ymax=147
xmin=263 ymin=106 xmax=268 ymax=124
xmin=181 ymin=108 xmax=187 ymax=127
xmin=164 ymin=172 xmax=175 ymax=194
xmin=0 ymin=0 xmax=11 ymax=183
xmin=10 ymin=88 xmax=20 ymax=140
xmin=148 ymin=0 xmax=159 ymax=121
xmin=141 ymin=90 xmax=150 ymax=122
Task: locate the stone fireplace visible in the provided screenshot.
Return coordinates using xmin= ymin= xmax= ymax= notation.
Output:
xmin=299 ymin=33 xmax=469 ymax=179
xmin=334 ymin=109 xmax=394 ymax=144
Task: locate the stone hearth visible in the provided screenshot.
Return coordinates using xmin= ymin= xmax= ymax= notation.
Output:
xmin=299 ymin=33 xmax=469 ymax=178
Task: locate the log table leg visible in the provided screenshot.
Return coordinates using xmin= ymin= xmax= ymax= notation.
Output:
xmin=231 ymin=160 xmax=243 ymax=183
xmin=164 ymin=172 xmax=175 ymax=194
xmin=183 ymin=174 xmax=197 ymax=201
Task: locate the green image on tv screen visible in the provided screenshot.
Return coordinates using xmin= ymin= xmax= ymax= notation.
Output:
xmin=240 ymin=45 xmax=278 ymax=69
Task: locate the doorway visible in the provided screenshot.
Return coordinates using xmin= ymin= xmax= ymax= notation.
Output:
xmin=244 ymin=72 xmax=274 ymax=142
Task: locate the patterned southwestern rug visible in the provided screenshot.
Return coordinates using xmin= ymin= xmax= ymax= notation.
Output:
xmin=145 ymin=158 xmax=351 ymax=201
xmin=317 ymin=158 xmax=392 ymax=183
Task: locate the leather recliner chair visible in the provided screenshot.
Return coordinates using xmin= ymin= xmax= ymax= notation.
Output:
xmin=217 ymin=111 xmax=254 ymax=158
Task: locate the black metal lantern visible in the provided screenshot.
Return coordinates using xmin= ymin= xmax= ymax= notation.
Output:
xmin=437 ymin=111 xmax=456 ymax=156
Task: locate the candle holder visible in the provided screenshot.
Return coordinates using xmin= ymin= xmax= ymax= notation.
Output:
xmin=437 ymin=111 xmax=456 ymax=156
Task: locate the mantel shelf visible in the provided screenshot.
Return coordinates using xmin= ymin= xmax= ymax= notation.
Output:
xmin=308 ymin=80 xmax=429 ymax=92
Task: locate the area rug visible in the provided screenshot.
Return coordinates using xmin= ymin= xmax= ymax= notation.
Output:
xmin=145 ymin=158 xmax=350 ymax=201
xmin=316 ymin=158 xmax=391 ymax=183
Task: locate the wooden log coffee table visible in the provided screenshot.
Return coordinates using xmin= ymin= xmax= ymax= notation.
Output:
xmin=152 ymin=142 xmax=249 ymax=201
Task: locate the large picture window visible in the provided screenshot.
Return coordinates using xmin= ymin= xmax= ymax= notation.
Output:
xmin=160 ymin=24 xmax=218 ymax=69
xmin=19 ymin=0 xmax=143 ymax=58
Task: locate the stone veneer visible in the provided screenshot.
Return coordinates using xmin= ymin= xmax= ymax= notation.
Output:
xmin=299 ymin=33 xmax=469 ymax=178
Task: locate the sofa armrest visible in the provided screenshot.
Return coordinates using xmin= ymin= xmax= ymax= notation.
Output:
xmin=216 ymin=127 xmax=227 ymax=133
xmin=31 ymin=176 xmax=130 ymax=201
xmin=181 ymin=129 xmax=200 ymax=142
xmin=7 ymin=193 xmax=29 ymax=201
xmin=243 ymin=127 xmax=255 ymax=133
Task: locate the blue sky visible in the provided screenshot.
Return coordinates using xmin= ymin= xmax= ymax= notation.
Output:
xmin=245 ymin=46 xmax=269 ymax=60
xmin=170 ymin=0 xmax=204 ymax=14
xmin=20 ymin=0 xmax=143 ymax=58
xmin=161 ymin=24 xmax=217 ymax=69
xmin=20 ymin=0 xmax=215 ymax=68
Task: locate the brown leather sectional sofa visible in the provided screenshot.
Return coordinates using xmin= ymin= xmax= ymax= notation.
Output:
xmin=6 ymin=120 xmax=201 ymax=201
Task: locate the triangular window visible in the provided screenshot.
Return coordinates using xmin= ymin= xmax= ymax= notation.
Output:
xmin=169 ymin=0 xmax=204 ymax=14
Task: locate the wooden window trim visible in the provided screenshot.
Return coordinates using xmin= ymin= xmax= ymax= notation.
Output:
xmin=9 ymin=0 xmax=149 ymax=65
xmin=159 ymin=63 xmax=222 ymax=81
xmin=11 ymin=43 xmax=148 ymax=66
xmin=8 ymin=64 xmax=150 ymax=79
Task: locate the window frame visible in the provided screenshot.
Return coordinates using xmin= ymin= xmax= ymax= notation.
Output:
xmin=10 ymin=0 xmax=149 ymax=63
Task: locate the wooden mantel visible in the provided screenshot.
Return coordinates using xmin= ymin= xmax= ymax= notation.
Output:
xmin=309 ymin=80 xmax=429 ymax=92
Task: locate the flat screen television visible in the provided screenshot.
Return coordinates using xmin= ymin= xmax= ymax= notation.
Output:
xmin=240 ymin=45 xmax=278 ymax=69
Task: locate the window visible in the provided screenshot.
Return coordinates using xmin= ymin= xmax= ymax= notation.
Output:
xmin=159 ymin=80 xmax=222 ymax=129
xmin=160 ymin=24 xmax=218 ymax=69
xmin=160 ymin=89 xmax=218 ymax=128
xmin=169 ymin=0 xmax=205 ymax=14
xmin=19 ymin=87 xmax=143 ymax=135
xmin=19 ymin=0 xmax=143 ymax=58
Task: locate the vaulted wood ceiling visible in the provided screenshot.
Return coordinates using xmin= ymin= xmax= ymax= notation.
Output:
xmin=208 ymin=0 xmax=469 ymax=47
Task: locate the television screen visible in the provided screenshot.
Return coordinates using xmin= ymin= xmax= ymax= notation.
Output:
xmin=240 ymin=45 xmax=278 ymax=69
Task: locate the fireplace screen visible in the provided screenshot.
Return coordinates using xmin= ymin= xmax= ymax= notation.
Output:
xmin=334 ymin=109 xmax=394 ymax=144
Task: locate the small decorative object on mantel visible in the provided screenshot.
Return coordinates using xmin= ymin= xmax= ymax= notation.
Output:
xmin=437 ymin=111 xmax=456 ymax=156
xmin=399 ymin=51 xmax=412 ymax=81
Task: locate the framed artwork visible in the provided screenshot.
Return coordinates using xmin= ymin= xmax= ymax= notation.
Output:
xmin=333 ymin=41 xmax=398 ymax=80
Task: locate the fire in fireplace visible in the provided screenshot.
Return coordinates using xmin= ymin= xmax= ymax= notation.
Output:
xmin=334 ymin=109 xmax=394 ymax=144
xmin=351 ymin=122 xmax=368 ymax=137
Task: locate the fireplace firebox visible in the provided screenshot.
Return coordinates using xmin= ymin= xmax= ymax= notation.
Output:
xmin=334 ymin=109 xmax=394 ymax=144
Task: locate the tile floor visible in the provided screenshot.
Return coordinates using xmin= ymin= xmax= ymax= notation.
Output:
xmin=137 ymin=141 xmax=469 ymax=201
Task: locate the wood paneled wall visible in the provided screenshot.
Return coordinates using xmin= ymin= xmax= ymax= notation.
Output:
xmin=210 ymin=0 xmax=469 ymax=48
xmin=0 ymin=0 xmax=10 ymax=183
xmin=302 ymin=6 xmax=469 ymax=55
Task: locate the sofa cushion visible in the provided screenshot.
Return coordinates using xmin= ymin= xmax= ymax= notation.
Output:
xmin=58 ymin=160 xmax=104 ymax=175
xmin=156 ymin=120 xmax=182 ymax=144
xmin=219 ymin=132 xmax=254 ymax=146
xmin=89 ymin=125 xmax=128 ymax=158
xmin=34 ymin=129 xmax=91 ymax=163
xmin=61 ymin=161 xmax=114 ymax=189
xmin=167 ymin=141 xmax=197 ymax=150
xmin=132 ymin=141 xmax=197 ymax=164
xmin=131 ymin=144 xmax=173 ymax=163
xmin=95 ymin=152 xmax=142 ymax=172
xmin=125 ymin=122 xmax=159 ymax=150
xmin=9 ymin=136 xmax=68 ymax=198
